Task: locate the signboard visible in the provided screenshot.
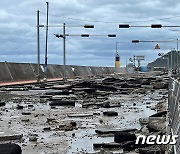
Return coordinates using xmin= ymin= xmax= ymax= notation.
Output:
xmin=129 ymin=58 xmax=133 ymax=62
xmin=136 ymin=55 xmax=145 ymax=60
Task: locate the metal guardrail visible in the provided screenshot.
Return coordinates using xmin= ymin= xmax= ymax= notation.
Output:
xmin=168 ymin=77 xmax=180 ymax=154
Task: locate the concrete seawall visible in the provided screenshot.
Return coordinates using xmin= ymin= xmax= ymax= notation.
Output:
xmin=0 ymin=62 xmax=132 ymax=82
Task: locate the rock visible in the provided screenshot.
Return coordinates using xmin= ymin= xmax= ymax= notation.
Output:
xmin=16 ymin=105 xmax=23 ymax=110
xmin=70 ymin=121 xmax=77 ymax=127
xmin=49 ymin=100 xmax=75 ymax=106
xmin=0 ymin=102 xmax=5 ymax=107
xmin=147 ymin=117 xmax=166 ymax=133
xmin=149 ymin=111 xmax=167 ymax=117
xmin=114 ymin=132 xmax=136 ymax=143
xmin=21 ymin=112 xmax=31 ymax=115
xmin=93 ymin=142 xmax=121 ymax=148
xmin=95 ymin=128 xmax=137 ymax=135
xmin=139 ymin=145 xmax=161 ymax=154
xmin=139 ymin=118 xmax=149 ymax=125
xmin=43 ymin=127 xmax=51 ymax=131
xmin=0 ymin=143 xmax=22 ymax=154
xmin=46 ymin=118 xmax=56 ymax=123
xmin=153 ymin=83 xmax=167 ymax=89
xmin=64 ymin=123 xmax=73 ymax=131
xmin=28 ymin=104 xmax=34 ymax=108
xmin=103 ymin=111 xmax=118 ymax=116
xmin=72 ymin=133 xmax=75 ymax=137
xmin=140 ymin=126 xmax=150 ymax=134
xmin=21 ymin=118 xmax=29 ymax=122
xmin=29 ymin=136 xmax=38 ymax=142
xmin=0 ymin=130 xmax=23 ymax=141
xmin=102 ymin=102 xmax=110 ymax=108
xmin=67 ymin=113 xmax=93 ymax=117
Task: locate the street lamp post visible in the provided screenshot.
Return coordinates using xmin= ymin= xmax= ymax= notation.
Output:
xmin=44 ymin=2 xmax=49 ymax=81
xmin=54 ymin=23 xmax=94 ymax=82
xmin=63 ymin=23 xmax=66 ymax=81
xmin=37 ymin=10 xmax=40 ymax=82
xmin=55 ymin=25 xmax=116 ymax=81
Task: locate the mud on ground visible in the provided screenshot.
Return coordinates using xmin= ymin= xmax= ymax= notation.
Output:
xmin=0 ymin=72 xmax=169 ymax=154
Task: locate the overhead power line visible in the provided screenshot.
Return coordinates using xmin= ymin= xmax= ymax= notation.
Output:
xmin=40 ymin=11 xmax=180 ymax=24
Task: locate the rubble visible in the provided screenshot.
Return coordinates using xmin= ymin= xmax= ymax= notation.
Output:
xmin=0 ymin=72 xmax=169 ymax=153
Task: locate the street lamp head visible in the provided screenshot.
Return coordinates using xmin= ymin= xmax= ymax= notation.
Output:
xmin=119 ymin=24 xmax=130 ymax=28
xmin=54 ymin=34 xmax=63 ymax=38
xmin=108 ymin=34 xmax=116 ymax=37
xmin=81 ymin=34 xmax=90 ymax=37
xmin=151 ymin=24 xmax=162 ymax=28
xmin=84 ymin=24 xmax=94 ymax=28
xmin=132 ymin=40 xmax=140 ymax=43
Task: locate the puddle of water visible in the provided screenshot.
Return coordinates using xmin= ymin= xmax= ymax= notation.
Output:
xmin=67 ymin=129 xmax=115 ymax=154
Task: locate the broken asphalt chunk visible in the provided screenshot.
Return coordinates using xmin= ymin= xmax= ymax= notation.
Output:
xmin=103 ymin=111 xmax=118 ymax=116
xmin=49 ymin=100 xmax=75 ymax=106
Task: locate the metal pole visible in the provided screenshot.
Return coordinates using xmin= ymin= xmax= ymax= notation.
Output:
xmin=167 ymin=57 xmax=169 ymax=73
xmin=133 ymin=55 xmax=136 ymax=67
xmin=37 ymin=10 xmax=40 ymax=82
xmin=116 ymin=42 xmax=118 ymax=54
xmin=171 ymin=48 xmax=173 ymax=73
xmin=63 ymin=23 xmax=66 ymax=81
xmin=44 ymin=2 xmax=49 ymax=80
xmin=177 ymin=38 xmax=179 ymax=74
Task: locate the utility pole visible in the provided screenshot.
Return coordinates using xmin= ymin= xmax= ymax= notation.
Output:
xmin=63 ymin=23 xmax=66 ymax=82
xmin=44 ymin=2 xmax=49 ymax=81
xmin=37 ymin=10 xmax=40 ymax=82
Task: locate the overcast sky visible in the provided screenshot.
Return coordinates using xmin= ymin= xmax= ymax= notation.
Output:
xmin=0 ymin=0 xmax=180 ymax=66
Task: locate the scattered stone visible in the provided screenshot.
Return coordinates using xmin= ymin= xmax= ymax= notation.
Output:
xmin=102 ymin=102 xmax=110 ymax=108
xmin=70 ymin=121 xmax=77 ymax=127
xmin=0 ymin=143 xmax=22 ymax=154
xmin=95 ymin=128 xmax=137 ymax=135
xmin=0 ymin=102 xmax=5 ymax=107
xmin=72 ymin=133 xmax=75 ymax=137
xmin=16 ymin=105 xmax=23 ymax=110
xmin=149 ymin=111 xmax=167 ymax=117
xmin=139 ymin=145 xmax=161 ymax=154
xmin=21 ymin=118 xmax=29 ymax=122
xmin=0 ymin=130 xmax=23 ymax=141
xmin=21 ymin=112 xmax=31 ymax=115
xmin=64 ymin=123 xmax=73 ymax=131
xmin=28 ymin=104 xmax=34 ymax=108
xmin=67 ymin=113 xmax=93 ymax=117
xmin=114 ymin=132 xmax=136 ymax=143
xmin=103 ymin=111 xmax=118 ymax=116
xmin=49 ymin=100 xmax=75 ymax=106
xmin=43 ymin=127 xmax=51 ymax=131
xmin=93 ymin=142 xmax=121 ymax=148
xmin=147 ymin=117 xmax=166 ymax=133
xmin=29 ymin=136 xmax=38 ymax=142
